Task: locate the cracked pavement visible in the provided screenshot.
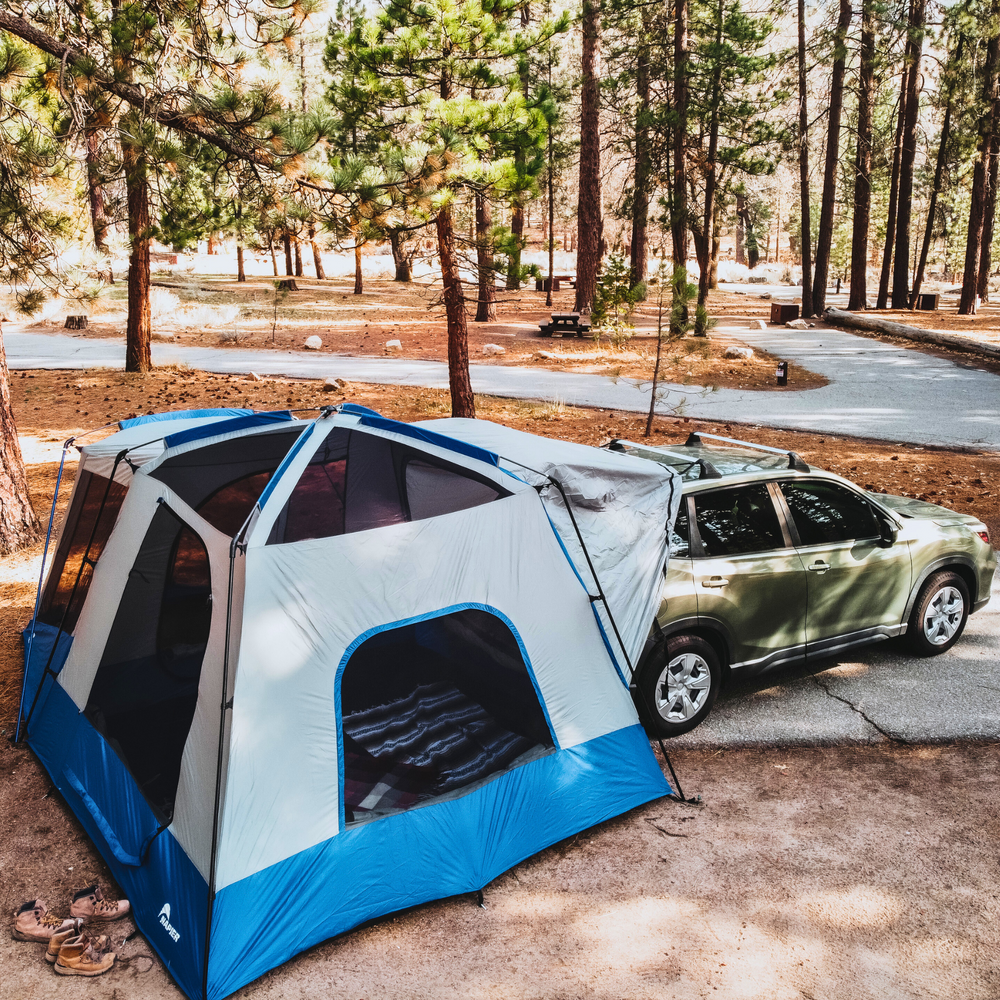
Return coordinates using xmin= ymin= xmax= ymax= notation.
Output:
xmin=671 ymin=575 xmax=1000 ymax=748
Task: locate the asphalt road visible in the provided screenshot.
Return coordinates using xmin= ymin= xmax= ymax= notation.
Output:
xmin=671 ymin=574 xmax=1000 ymax=748
xmin=6 ymin=321 xmax=1000 ymax=450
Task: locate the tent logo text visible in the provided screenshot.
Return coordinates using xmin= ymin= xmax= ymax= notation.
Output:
xmin=158 ymin=903 xmax=180 ymax=943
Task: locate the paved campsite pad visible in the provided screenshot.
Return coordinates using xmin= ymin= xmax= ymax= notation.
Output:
xmin=1 ymin=375 xmax=998 ymax=999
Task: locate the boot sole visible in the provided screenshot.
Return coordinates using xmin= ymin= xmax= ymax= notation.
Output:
xmin=54 ymin=962 xmax=114 ymax=977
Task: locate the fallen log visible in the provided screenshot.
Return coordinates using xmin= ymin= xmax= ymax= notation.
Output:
xmin=824 ymin=307 xmax=1000 ymax=360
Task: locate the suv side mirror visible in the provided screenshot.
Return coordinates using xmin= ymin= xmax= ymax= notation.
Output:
xmin=877 ymin=516 xmax=898 ymax=548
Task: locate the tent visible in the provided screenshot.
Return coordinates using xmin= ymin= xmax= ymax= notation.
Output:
xmin=17 ymin=405 xmax=681 ymax=999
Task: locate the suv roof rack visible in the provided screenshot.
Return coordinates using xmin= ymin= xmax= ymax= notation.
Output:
xmin=609 ymin=439 xmax=722 ymax=479
xmin=683 ymin=431 xmax=810 ymax=472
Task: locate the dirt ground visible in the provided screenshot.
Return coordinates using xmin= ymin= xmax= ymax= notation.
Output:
xmin=22 ymin=275 xmax=826 ymax=391
xmin=2 ymin=376 xmax=999 ymax=999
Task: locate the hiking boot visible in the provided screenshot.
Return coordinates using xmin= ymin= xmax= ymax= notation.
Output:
xmin=53 ymin=931 xmax=115 ymax=977
xmin=45 ymin=920 xmax=83 ymax=963
xmin=69 ymin=885 xmax=130 ymax=922
xmin=11 ymin=900 xmax=74 ymax=942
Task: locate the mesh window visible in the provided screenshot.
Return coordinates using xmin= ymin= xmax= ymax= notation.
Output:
xmin=85 ymin=505 xmax=212 ymax=823
xmin=781 ymin=481 xmax=880 ymax=545
xmin=694 ymin=484 xmax=785 ymax=557
xmin=340 ymin=609 xmax=553 ymax=824
xmin=268 ymin=429 xmax=508 ymax=544
xmin=150 ymin=427 xmax=303 ymax=536
xmin=38 ymin=472 xmax=128 ymax=633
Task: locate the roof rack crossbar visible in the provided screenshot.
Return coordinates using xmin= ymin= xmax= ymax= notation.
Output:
xmin=608 ymin=439 xmax=722 ymax=479
xmin=683 ymin=431 xmax=809 ymax=473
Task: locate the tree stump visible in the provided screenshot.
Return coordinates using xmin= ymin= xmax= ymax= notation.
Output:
xmin=64 ymin=316 xmax=89 ymax=329
xmin=276 ymin=279 xmax=298 ymax=292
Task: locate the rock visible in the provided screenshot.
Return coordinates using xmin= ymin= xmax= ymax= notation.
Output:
xmin=758 ymin=293 xmax=772 ymax=300
xmin=322 ymin=376 xmax=348 ymax=392
xmin=304 ymin=335 xmax=323 ymax=350
xmin=151 ymin=332 xmax=176 ymax=342
xmin=248 ymin=371 xmax=263 ymax=382
xmin=748 ymin=320 xmax=767 ymax=331
xmin=785 ymin=318 xmax=809 ymax=330
xmin=724 ymin=345 xmax=755 ymax=360
xmin=385 ymin=339 xmax=403 ymax=353
xmin=482 ymin=343 xmax=505 ymax=356
xmin=536 ymin=351 xmax=558 ymax=360
xmin=747 ymin=275 xmax=768 ymax=284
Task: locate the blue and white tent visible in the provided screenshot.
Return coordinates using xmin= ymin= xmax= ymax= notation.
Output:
xmin=18 ymin=405 xmax=681 ymax=999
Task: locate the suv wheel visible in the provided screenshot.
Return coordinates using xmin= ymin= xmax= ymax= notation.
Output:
xmin=634 ymin=634 xmax=722 ymax=738
xmin=906 ymin=571 xmax=970 ymax=656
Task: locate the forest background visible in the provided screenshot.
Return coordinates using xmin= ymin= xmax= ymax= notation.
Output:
xmin=0 ymin=0 xmax=999 ymax=551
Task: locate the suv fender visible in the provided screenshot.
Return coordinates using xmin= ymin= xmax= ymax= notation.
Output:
xmin=902 ymin=556 xmax=980 ymax=626
xmin=638 ymin=616 xmax=733 ymax=685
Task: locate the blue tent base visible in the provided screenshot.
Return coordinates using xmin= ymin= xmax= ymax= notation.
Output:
xmin=208 ymin=724 xmax=668 ymax=999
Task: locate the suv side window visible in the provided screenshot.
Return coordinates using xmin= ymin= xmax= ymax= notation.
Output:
xmin=780 ymin=480 xmax=880 ymax=545
xmin=670 ymin=500 xmax=692 ymax=558
xmin=692 ymin=484 xmax=785 ymax=557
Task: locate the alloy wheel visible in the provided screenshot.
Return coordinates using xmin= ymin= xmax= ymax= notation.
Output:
xmin=655 ymin=652 xmax=712 ymax=722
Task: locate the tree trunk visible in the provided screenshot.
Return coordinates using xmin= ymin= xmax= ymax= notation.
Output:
xmin=270 ymin=239 xmax=278 ymax=277
xmin=388 ymin=230 xmax=412 ymax=281
xmin=670 ymin=0 xmax=689 ymax=337
xmin=911 ymin=40 xmax=959 ymax=307
xmin=812 ymin=0 xmax=852 ymax=316
xmin=436 ymin=206 xmax=475 ymax=418
xmin=960 ymin=31 xmax=1000 ymax=315
xmin=283 ymin=232 xmax=293 ymax=275
xmin=695 ymin=0 xmax=724 ymax=333
xmin=237 ymin=245 xmax=245 ymax=282
xmin=122 ymin=125 xmax=151 ymax=374
xmin=977 ymin=130 xmax=1000 ymax=302
xmin=574 ymin=0 xmax=603 ymax=314
xmin=294 ymin=238 xmax=303 ymax=277
xmin=85 ymin=122 xmax=113 ymax=283
xmin=877 ymin=67 xmax=909 ymax=309
xmin=891 ymin=0 xmax=926 ymax=308
xmin=309 ymin=226 xmax=325 ymax=279
xmin=797 ymin=0 xmax=812 ymax=315
xmin=474 ymin=191 xmax=497 ymax=322
xmin=547 ymin=113 xmax=556 ymax=309
xmin=207 ymin=233 xmax=216 ymax=255
xmin=848 ymin=1 xmax=875 ymax=310
xmin=629 ymin=9 xmax=651 ymax=292
xmin=0 ymin=327 xmax=38 ymax=554
xmin=735 ymin=192 xmax=746 ymax=265
xmin=354 ymin=237 xmax=363 ymax=295
xmin=507 ymin=200 xmax=525 ymax=290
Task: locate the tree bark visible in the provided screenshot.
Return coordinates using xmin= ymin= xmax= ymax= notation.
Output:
xmin=507 ymin=5 xmax=532 ymax=292
xmin=121 ymin=124 xmax=151 ymax=374
xmin=437 ymin=206 xmax=475 ymax=418
xmin=797 ymin=0 xmax=812 ymax=316
xmin=629 ymin=9 xmax=651 ymax=293
xmin=207 ymin=233 xmax=216 ymax=255
xmin=574 ymin=0 xmax=603 ymax=314
xmin=354 ymin=237 xmax=363 ymax=295
xmin=877 ymin=67 xmax=909 ymax=309
xmin=911 ymin=39 xmax=959 ymax=307
xmin=891 ymin=0 xmax=926 ymax=308
xmin=812 ymin=0 xmax=852 ymax=316
xmin=388 ymin=230 xmax=412 ymax=281
xmin=977 ymin=130 xmax=1000 ymax=301
xmin=85 ymin=122 xmax=113 ymax=283
xmin=270 ymin=238 xmax=278 ymax=276
xmin=474 ymin=190 xmax=497 ymax=322
xmin=695 ymin=0 xmax=724 ymax=333
xmin=959 ymin=30 xmax=1000 ymax=315
xmin=309 ymin=227 xmax=326 ymax=279
xmin=670 ymin=0 xmax=689 ymax=337
xmin=237 ymin=245 xmax=245 ymax=282
xmin=294 ymin=238 xmax=303 ymax=277
xmin=0 ymin=327 xmax=38 ymax=554
xmin=283 ymin=232 xmax=293 ymax=275
xmin=735 ymin=192 xmax=746 ymax=265
xmin=848 ymin=1 xmax=875 ymax=310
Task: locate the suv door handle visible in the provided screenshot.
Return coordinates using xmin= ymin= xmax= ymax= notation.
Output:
xmin=701 ymin=576 xmax=729 ymax=588
xmin=808 ymin=561 xmax=831 ymax=573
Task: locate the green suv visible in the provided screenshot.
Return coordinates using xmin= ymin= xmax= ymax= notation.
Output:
xmin=610 ymin=432 xmax=997 ymax=738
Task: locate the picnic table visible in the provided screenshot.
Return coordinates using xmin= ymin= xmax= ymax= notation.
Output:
xmin=535 ymin=274 xmax=576 ymax=292
xmin=538 ymin=312 xmax=592 ymax=338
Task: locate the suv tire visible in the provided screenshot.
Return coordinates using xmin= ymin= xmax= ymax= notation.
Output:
xmin=906 ymin=570 xmax=970 ymax=656
xmin=634 ymin=634 xmax=722 ymax=738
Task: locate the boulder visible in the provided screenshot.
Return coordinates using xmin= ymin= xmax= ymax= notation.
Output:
xmin=536 ymin=351 xmax=558 ymax=360
xmin=785 ymin=318 xmax=809 ymax=330
xmin=304 ymin=335 xmax=323 ymax=350
xmin=248 ymin=371 xmax=264 ymax=382
xmin=724 ymin=345 xmax=755 ymax=360
xmin=322 ymin=376 xmax=348 ymax=392
xmin=482 ymin=343 xmax=506 ymax=356
xmin=748 ymin=319 xmax=767 ymax=330
xmin=385 ymin=339 xmax=403 ymax=353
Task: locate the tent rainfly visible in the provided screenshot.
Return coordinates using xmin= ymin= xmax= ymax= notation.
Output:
xmin=17 ymin=405 xmax=682 ymax=999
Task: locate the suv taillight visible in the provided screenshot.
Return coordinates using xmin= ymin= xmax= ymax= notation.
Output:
xmin=974 ymin=528 xmax=990 ymax=546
